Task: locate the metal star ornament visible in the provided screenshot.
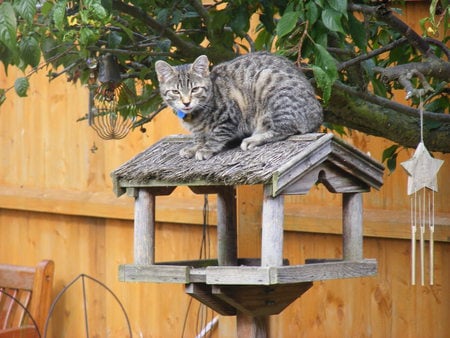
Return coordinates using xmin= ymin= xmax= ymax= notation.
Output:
xmin=401 ymin=142 xmax=444 ymax=195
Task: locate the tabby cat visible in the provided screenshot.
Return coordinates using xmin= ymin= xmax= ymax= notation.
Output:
xmin=155 ymin=52 xmax=323 ymax=160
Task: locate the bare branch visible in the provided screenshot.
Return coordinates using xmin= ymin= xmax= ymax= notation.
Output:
xmin=338 ymin=37 xmax=408 ymax=71
xmin=373 ymin=60 xmax=450 ymax=83
xmin=398 ymin=70 xmax=434 ymax=100
xmin=425 ymin=37 xmax=450 ymax=60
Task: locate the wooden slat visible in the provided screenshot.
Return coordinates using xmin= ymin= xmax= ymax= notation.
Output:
xmin=206 ymin=260 xmax=377 ymax=285
xmin=185 ymin=283 xmax=236 ymax=316
xmin=133 ymin=188 xmax=155 ymax=265
xmin=0 ymin=266 xmax=35 ymax=291
xmin=1 ymin=185 xmax=449 ymax=242
xmin=274 ymin=260 xmax=377 ymax=283
xmin=342 ymin=193 xmax=363 ymax=260
xmin=213 ymin=282 xmax=313 ymax=316
xmin=261 ymin=186 xmax=284 ymax=266
xmin=118 ymin=264 xmax=190 ymax=283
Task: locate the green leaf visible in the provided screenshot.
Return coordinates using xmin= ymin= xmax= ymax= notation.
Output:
xmin=314 ymin=43 xmax=338 ymax=80
xmin=276 ymin=11 xmax=301 ymax=38
xmin=382 ymin=144 xmax=399 ymax=163
xmin=230 ymin=7 xmax=250 ymax=37
xmin=14 ymin=0 xmax=37 ymax=24
xmin=53 ymin=0 xmax=67 ymax=31
xmin=19 ymin=36 xmax=41 ymax=68
xmin=326 ymin=0 xmax=347 ymax=16
xmin=0 ymin=2 xmax=18 ymax=54
xmin=348 ymin=14 xmax=366 ymax=50
xmin=386 ymin=153 xmax=398 ymax=174
xmin=107 ymin=31 xmax=123 ymax=49
xmin=312 ymin=43 xmax=338 ymax=104
xmin=312 ymin=65 xmax=332 ymax=103
xmin=321 ymin=8 xmax=345 ymax=34
xmin=14 ymin=77 xmax=30 ymax=97
xmin=254 ymin=28 xmax=274 ymax=51
xmin=305 ymin=1 xmax=319 ymax=25
xmin=79 ymin=27 xmax=97 ymax=47
xmin=91 ymin=2 xmax=108 ymax=20
xmin=101 ymin=0 xmax=112 ymax=13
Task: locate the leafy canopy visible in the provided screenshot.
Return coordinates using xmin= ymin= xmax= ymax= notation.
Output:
xmin=0 ymin=0 xmax=449 ymax=152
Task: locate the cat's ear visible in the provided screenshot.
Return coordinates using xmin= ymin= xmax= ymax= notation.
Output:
xmin=191 ymin=55 xmax=210 ymax=76
xmin=155 ymin=60 xmax=176 ymax=82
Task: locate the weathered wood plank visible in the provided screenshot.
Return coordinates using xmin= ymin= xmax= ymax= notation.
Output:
xmin=261 ymin=185 xmax=284 ymax=267
xmin=134 ymin=188 xmax=155 ymax=265
xmin=236 ymin=312 xmax=268 ymax=338
xmin=342 ymin=193 xmax=363 ymax=260
xmin=213 ymin=282 xmax=313 ymax=317
xmin=275 ymin=260 xmax=377 ymax=284
xmin=217 ymin=186 xmax=238 ymax=266
xmin=185 ymin=283 xmax=236 ymax=316
xmin=119 ymin=264 xmax=190 ymax=283
xmin=329 ymin=139 xmax=384 ymax=190
xmin=205 ymin=260 xmax=377 ymax=285
xmin=272 ymin=134 xmax=334 ymax=196
xmin=206 ymin=266 xmax=274 ymax=285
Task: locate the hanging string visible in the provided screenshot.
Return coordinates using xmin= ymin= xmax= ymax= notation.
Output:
xmin=419 ymin=94 xmax=424 ymax=144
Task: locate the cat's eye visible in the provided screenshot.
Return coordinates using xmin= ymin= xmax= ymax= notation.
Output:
xmin=191 ymin=87 xmax=202 ymax=93
xmin=168 ymin=89 xmax=180 ymax=95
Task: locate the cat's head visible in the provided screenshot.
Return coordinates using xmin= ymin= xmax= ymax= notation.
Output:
xmin=155 ymin=55 xmax=212 ymax=117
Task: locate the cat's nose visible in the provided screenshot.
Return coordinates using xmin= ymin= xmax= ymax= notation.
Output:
xmin=182 ymin=101 xmax=191 ymax=107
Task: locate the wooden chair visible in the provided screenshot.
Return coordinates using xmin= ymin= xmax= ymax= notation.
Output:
xmin=0 ymin=260 xmax=54 ymax=338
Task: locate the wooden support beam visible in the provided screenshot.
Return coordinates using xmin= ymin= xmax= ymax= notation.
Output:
xmin=261 ymin=185 xmax=285 ymax=267
xmin=134 ymin=188 xmax=155 ymax=265
xmin=343 ymin=192 xmax=363 ymax=260
xmin=217 ymin=186 xmax=238 ymax=266
xmin=237 ymin=312 xmax=268 ymax=338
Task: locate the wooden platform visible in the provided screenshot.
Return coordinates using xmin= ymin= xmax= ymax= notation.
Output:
xmin=119 ymin=258 xmax=376 ymax=316
xmin=119 ymin=259 xmax=377 ymax=285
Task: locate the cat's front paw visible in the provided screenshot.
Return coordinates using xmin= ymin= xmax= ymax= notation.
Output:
xmin=241 ymin=137 xmax=260 ymax=151
xmin=179 ymin=146 xmax=197 ymax=159
xmin=195 ymin=148 xmax=214 ymax=160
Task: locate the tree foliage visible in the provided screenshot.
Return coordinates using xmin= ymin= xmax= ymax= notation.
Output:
xmin=0 ymin=0 xmax=449 ymax=152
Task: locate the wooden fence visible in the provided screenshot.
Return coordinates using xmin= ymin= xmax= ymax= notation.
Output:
xmin=0 ymin=2 xmax=449 ymax=337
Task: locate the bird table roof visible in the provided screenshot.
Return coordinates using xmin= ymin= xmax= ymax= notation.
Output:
xmin=111 ymin=133 xmax=384 ymax=197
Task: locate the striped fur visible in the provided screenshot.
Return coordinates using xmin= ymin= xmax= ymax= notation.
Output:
xmin=155 ymin=52 xmax=323 ymax=160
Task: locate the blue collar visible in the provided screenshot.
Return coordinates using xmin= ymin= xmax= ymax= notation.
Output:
xmin=176 ymin=110 xmax=187 ymax=119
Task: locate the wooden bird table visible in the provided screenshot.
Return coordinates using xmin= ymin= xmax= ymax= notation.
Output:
xmin=111 ymin=133 xmax=384 ymax=337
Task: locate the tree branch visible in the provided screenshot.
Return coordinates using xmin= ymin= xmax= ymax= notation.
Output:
xmin=187 ymin=0 xmax=209 ymax=21
xmin=349 ymin=3 xmax=436 ymax=59
xmin=327 ymin=83 xmax=450 ymax=153
xmin=333 ymin=81 xmax=450 ymax=122
xmin=112 ymin=0 xmax=205 ymax=58
xmin=337 ymin=37 xmax=408 ymax=71
xmin=373 ymin=60 xmax=450 ymax=83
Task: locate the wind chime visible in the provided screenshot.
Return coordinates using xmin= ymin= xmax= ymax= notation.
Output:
xmin=87 ymin=54 xmax=136 ymax=140
xmin=400 ymin=99 xmax=444 ymax=286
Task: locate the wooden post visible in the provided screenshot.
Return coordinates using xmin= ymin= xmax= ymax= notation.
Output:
xmin=342 ymin=192 xmax=363 ymax=261
xmin=236 ymin=185 xmax=285 ymax=338
xmin=217 ymin=186 xmax=238 ymax=266
xmin=237 ymin=312 xmax=268 ymax=338
xmin=134 ymin=188 xmax=155 ymax=265
xmin=261 ymin=185 xmax=285 ymax=267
